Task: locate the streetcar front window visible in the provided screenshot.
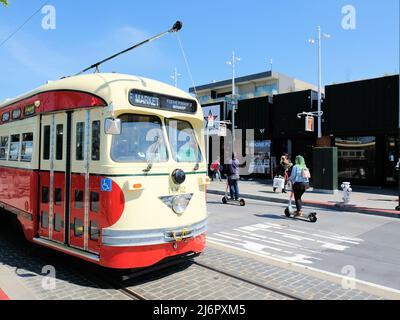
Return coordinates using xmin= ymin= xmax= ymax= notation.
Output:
xmin=111 ymin=114 xmax=168 ymax=163
xmin=165 ymin=119 xmax=202 ymax=163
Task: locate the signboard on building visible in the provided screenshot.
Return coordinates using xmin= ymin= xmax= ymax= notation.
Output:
xmin=305 ymin=115 xmax=314 ymax=132
xmin=203 ymin=105 xmax=220 ymax=135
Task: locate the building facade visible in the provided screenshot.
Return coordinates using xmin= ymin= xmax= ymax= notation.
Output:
xmin=196 ymin=73 xmax=399 ymax=187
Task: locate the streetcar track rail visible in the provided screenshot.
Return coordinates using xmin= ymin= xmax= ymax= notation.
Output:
xmin=192 ymin=260 xmax=303 ymax=300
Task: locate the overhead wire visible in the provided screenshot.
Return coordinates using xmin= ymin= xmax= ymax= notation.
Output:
xmin=0 ymin=0 xmax=50 ymax=48
xmin=175 ymin=33 xmax=199 ymax=100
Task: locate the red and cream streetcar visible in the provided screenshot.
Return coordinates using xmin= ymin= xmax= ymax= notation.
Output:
xmin=0 ymin=22 xmax=208 ymax=269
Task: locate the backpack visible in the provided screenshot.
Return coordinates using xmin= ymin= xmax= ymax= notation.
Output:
xmin=301 ymin=167 xmax=311 ymax=179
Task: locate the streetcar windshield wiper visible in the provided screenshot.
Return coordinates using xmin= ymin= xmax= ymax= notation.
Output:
xmin=143 ymin=162 xmax=153 ymax=173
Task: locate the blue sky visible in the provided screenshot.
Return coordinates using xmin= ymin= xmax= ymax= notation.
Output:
xmin=0 ymin=0 xmax=399 ymax=101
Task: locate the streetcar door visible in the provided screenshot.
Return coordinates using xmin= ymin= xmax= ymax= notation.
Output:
xmin=38 ymin=113 xmax=68 ymax=243
xmin=69 ymin=109 xmax=101 ymax=254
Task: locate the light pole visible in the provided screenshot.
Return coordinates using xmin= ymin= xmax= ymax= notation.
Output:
xmin=226 ymin=50 xmax=240 ymax=151
xmin=269 ymin=58 xmax=273 ymax=73
xmin=309 ymin=26 xmax=330 ymax=138
xmin=170 ymin=67 xmax=181 ymax=88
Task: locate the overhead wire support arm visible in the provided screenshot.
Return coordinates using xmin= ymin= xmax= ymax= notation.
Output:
xmin=74 ymin=21 xmax=183 ymax=76
xmin=297 ymin=111 xmax=323 ymax=119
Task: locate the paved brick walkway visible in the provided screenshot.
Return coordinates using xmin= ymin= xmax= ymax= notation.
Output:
xmin=0 ymin=223 xmax=130 ymax=300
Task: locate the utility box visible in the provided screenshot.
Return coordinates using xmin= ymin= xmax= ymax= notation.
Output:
xmin=312 ymin=147 xmax=338 ymax=193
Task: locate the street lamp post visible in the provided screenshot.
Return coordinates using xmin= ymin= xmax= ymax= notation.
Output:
xmin=170 ymin=67 xmax=181 ymax=88
xmin=226 ymin=50 xmax=240 ymax=151
xmin=309 ymin=26 xmax=330 ymax=139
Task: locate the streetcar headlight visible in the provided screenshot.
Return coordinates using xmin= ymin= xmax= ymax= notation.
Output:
xmin=159 ymin=194 xmax=193 ymax=215
xmin=172 ymin=195 xmax=190 ymax=214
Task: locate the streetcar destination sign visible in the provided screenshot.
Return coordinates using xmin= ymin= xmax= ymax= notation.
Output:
xmin=129 ymin=89 xmax=196 ymax=113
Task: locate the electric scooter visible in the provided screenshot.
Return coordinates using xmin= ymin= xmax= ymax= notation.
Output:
xmin=284 ymin=191 xmax=317 ymax=222
xmin=221 ymin=178 xmax=245 ymax=206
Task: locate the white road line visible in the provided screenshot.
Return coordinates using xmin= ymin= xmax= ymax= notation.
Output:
xmin=233 ymin=229 xmax=325 ymax=254
xmin=311 ymin=233 xmax=362 ymax=244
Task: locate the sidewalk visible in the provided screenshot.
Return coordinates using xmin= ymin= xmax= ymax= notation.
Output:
xmin=208 ymin=179 xmax=400 ymax=218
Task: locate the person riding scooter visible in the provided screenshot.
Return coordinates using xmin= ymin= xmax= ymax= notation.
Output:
xmin=227 ymin=152 xmax=240 ymax=200
xmin=288 ymin=155 xmax=310 ymax=217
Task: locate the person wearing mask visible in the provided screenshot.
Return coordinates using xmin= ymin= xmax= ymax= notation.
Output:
xmin=289 ymin=155 xmax=310 ymax=216
xmin=228 ymin=153 xmax=240 ymax=200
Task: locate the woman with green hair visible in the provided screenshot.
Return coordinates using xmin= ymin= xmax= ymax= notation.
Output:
xmin=289 ymin=155 xmax=311 ymax=216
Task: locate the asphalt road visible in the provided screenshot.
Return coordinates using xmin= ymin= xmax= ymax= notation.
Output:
xmin=206 ymin=194 xmax=400 ymax=290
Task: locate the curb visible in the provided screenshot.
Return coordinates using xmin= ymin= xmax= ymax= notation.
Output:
xmin=208 ymin=189 xmax=400 ymax=219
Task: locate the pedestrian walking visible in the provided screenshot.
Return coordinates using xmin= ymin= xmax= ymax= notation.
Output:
xmin=274 ymin=153 xmax=292 ymax=193
xmin=228 ymin=153 xmax=240 ymax=200
xmin=288 ymin=155 xmax=311 ymax=217
xmin=210 ymin=156 xmax=222 ymax=181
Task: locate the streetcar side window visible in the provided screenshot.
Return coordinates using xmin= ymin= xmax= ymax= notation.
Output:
xmin=41 ymin=211 xmax=49 ymax=229
xmin=76 ymin=122 xmax=85 ymax=161
xmin=0 ymin=136 xmax=9 ymax=160
xmin=91 ymin=120 xmax=100 ymax=161
xmin=54 ymin=188 xmax=62 ymax=205
xmin=56 ymin=124 xmax=63 ymax=160
xmin=42 ymin=187 xmax=49 ymax=203
xmin=90 ymin=221 xmax=100 ymax=241
xmin=8 ymin=134 xmax=20 ymax=161
xmin=74 ymin=218 xmax=83 ymax=237
xmin=21 ymin=132 xmax=33 ymax=162
xmin=90 ymin=192 xmax=99 ymax=212
xmin=74 ymin=189 xmax=83 ymax=209
xmin=43 ymin=125 xmax=50 ymax=160
xmin=54 ymin=214 xmax=62 ymax=232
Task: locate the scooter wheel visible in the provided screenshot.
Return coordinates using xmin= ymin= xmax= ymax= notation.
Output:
xmin=239 ymin=199 xmax=245 ymax=206
xmin=222 ymin=197 xmax=227 ymax=204
xmin=284 ymin=208 xmax=291 ymax=217
xmin=309 ymin=213 xmax=317 ymax=223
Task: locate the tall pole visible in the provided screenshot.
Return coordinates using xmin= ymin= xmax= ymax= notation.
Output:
xmin=317 ymin=26 xmax=322 ymax=139
xmin=232 ymin=50 xmax=236 ymax=150
xmin=397 ymin=73 xmax=400 ymax=210
xmin=171 ymin=67 xmax=181 ymax=88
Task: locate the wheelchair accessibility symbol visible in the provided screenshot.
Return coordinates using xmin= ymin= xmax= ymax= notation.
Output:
xmin=101 ymin=178 xmax=112 ymax=192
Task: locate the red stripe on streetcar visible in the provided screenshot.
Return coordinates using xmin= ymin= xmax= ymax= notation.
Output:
xmin=0 ymin=288 xmax=10 ymax=300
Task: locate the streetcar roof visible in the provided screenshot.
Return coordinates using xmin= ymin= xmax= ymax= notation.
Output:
xmin=0 ymin=73 xmax=196 ymax=109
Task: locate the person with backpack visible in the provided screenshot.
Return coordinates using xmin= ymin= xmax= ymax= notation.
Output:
xmin=288 ymin=155 xmax=311 ymax=216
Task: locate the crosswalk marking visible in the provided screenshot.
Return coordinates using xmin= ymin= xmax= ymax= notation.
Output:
xmin=208 ymin=221 xmax=364 ymax=265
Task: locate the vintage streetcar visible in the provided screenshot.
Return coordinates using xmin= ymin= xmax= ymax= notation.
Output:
xmin=0 ymin=71 xmax=209 ymax=269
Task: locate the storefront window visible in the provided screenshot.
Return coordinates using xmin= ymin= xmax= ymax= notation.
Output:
xmin=335 ymin=136 xmax=376 ymax=181
xmin=247 ymin=140 xmax=271 ymax=175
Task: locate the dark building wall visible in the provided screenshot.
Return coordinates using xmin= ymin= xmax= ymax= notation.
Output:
xmin=322 ymin=75 xmax=399 ymax=187
xmin=323 ymin=75 xmax=399 ymax=135
xmin=271 ymin=90 xmax=319 ymax=138
xmin=236 ymin=96 xmax=272 ymax=135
